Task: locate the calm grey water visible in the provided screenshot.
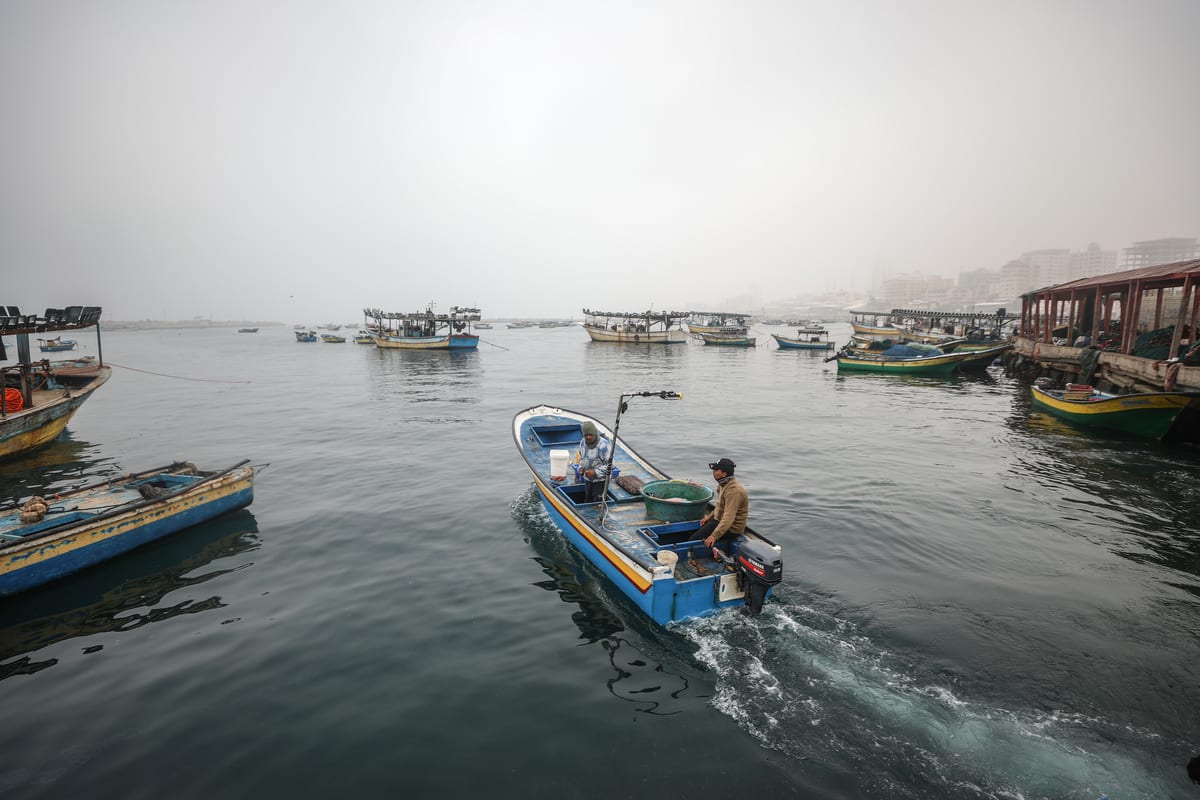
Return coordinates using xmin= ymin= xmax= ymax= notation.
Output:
xmin=2 ymin=324 xmax=1198 ymax=799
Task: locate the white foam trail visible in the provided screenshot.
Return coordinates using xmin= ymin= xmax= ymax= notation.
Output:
xmin=682 ymin=601 xmax=1182 ymax=799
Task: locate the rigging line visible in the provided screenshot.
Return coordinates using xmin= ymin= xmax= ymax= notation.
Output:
xmin=106 ymin=362 xmax=251 ymax=384
xmin=478 ymin=338 xmax=510 ymax=351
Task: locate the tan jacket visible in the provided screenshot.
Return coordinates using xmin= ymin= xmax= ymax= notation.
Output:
xmin=710 ymin=476 xmax=748 ymax=539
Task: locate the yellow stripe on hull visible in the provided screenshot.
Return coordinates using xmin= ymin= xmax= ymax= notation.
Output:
xmin=534 ymin=477 xmax=653 ymax=593
xmin=0 ymin=471 xmax=253 ymax=574
xmin=1033 ymin=389 xmax=1189 ymax=416
xmin=0 ymin=413 xmax=74 ymax=460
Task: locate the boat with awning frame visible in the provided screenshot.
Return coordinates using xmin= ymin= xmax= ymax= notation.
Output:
xmin=1 ymin=305 xmax=110 ymax=461
xmin=581 ymin=309 xmax=689 ymax=344
xmin=364 ymin=305 xmax=481 ymax=350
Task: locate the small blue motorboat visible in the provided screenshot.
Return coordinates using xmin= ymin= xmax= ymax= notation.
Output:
xmin=513 ymin=391 xmax=783 ymax=625
xmin=37 ymin=337 xmax=77 ymax=352
xmin=0 ymin=460 xmax=255 ymax=597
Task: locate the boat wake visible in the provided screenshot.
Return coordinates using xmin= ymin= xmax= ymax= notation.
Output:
xmin=681 ymin=592 xmax=1186 ymax=799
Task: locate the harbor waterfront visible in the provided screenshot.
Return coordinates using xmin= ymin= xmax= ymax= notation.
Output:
xmin=2 ymin=323 xmax=1200 ymax=798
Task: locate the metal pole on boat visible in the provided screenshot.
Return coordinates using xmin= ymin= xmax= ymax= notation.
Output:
xmin=599 ymin=389 xmax=681 ymax=521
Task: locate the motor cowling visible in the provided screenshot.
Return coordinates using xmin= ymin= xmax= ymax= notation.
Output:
xmin=734 ymin=539 xmax=782 ymax=615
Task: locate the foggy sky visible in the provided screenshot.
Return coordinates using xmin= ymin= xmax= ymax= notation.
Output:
xmin=2 ymin=1 xmax=1198 ymax=322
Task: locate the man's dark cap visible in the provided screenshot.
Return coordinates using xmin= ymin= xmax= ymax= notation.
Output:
xmin=708 ymin=458 xmax=736 ymax=473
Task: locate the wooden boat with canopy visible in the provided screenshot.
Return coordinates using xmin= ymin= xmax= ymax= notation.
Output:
xmin=364 ymin=305 xmax=481 ymax=350
xmin=581 ymin=309 xmax=689 ymax=344
xmin=1 ymin=305 xmax=110 ymax=461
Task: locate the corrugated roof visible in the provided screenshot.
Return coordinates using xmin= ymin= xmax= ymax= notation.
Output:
xmin=1024 ymin=258 xmax=1200 ymax=297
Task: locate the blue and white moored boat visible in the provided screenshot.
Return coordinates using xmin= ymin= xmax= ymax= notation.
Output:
xmin=513 ymin=391 xmax=783 ymax=624
xmin=0 ymin=460 xmax=255 ymax=597
xmin=364 ymin=305 xmax=481 ymax=350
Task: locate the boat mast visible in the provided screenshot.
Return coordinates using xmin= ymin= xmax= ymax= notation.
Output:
xmin=599 ymin=389 xmax=681 ymax=521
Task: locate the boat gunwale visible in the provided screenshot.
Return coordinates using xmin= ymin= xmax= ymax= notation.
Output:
xmin=0 ymin=460 xmax=254 ymax=551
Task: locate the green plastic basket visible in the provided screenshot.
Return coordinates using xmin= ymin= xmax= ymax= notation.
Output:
xmin=640 ymin=480 xmax=713 ymax=522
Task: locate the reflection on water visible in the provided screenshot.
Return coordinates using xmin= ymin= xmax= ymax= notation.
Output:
xmin=365 ymin=348 xmax=481 ymax=405
xmin=582 ymin=340 xmax=688 ymax=385
xmin=0 ymin=510 xmax=259 ymax=681
xmin=0 ymin=433 xmax=116 ymax=492
xmin=513 ymin=488 xmax=706 ymax=715
xmin=1005 ymin=379 xmax=1200 ymax=585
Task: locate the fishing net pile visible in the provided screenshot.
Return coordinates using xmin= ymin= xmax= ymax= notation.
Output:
xmin=1133 ymin=326 xmax=1178 ymax=360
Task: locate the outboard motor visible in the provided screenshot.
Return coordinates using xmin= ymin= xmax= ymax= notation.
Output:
xmin=1033 ymin=376 xmax=1057 ymax=390
xmin=734 ymin=539 xmax=783 ymax=615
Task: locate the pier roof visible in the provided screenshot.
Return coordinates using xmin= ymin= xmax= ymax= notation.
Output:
xmin=1024 ymin=258 xmax=1200 ymax=297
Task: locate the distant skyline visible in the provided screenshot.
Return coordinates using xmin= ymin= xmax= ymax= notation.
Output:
xmin=3 ymin=1 xmax=1198 ymax=322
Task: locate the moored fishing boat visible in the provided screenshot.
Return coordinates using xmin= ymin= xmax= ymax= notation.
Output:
xmin=695 ymin=331 xmax=756 ymax=347
xmin=1030 ymin=380 xmax=1200 ymax=439
xmin=833 ymin=347 xmax=974 ymax=376
xmin=353 ymin=331 xmax=375 ymax=344
xmin=320 ymin=333 xmax=346 ymax=343
xmin=294 ymin=330 xmax=318 ymax=342
xmin=954 ymin=342 xmax=1013 ymax=371
xmin=772 ymin=325 xmax=833 ymax=350
xmin=1 ymin=305 xmax=111 ymax=461
xmin=238 ymin=327 xmax=259 ymax=333
xmin=685 ymin=312 xmax=750 ymax=336
xmin=37 ymin=337 xmax=77 ymax=352
xmin=0 ymin=460 xmax=255 ymax=597
xmin=513 ymin=392 xmax=783 ymax=624
xmin=365 ymin=305 xmax=481 ymax=350
xmin=581 ymin=309 xmax=689 ymax=344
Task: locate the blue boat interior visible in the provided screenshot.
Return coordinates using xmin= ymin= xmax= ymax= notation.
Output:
xmin=531 ymin=423 xmax=581 ymax=447
xmin=1 ymin=473 xmax=206 ymax=541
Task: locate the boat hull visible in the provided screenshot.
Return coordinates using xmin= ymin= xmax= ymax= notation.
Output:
xmin=373 ymin=333 xmax=479 ymax=350
xmin=697 ymin=333 xmax=755 ymax=347
xmin=0 ymin=463 xmax=254 ymax=597
xmin=955 ymin=342 xmax=1013 ymax=371
xmin=1030 ymin=385 xmax=1196 ymax=439
xmin=772 ymin=334 xmax=833 ymax=350
xmin=514 ymin=405 xmax=780 ymax=624
xmin=582 ymin=325 xmax=686 ymax=344
xmin=835 ymin=352 xmax=966 ymax=375
xmin=0 ymin=367 xmax=112 ymax=460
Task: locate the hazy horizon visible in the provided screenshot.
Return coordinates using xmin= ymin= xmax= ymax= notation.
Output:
xmin=3 ymin=1 xmax=1198 ymax=323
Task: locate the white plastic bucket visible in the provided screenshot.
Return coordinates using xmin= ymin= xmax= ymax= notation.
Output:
xmin=549 ymin=449 xmax=570 ymax=479
xmin=656 ymin=550 xmax=678 ymax=575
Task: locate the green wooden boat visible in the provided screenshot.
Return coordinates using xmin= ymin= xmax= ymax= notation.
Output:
xmin=835 ymin=349 xmax=973 ymax=376
xmin=1030 ymin=383 xmax=1200 ymax=439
